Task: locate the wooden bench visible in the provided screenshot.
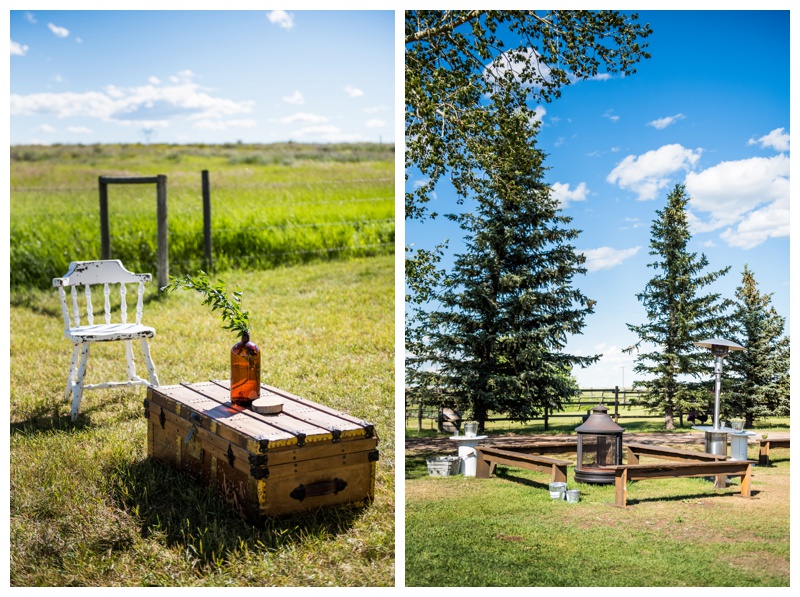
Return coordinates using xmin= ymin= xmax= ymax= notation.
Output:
xmin=625 ymin=441 xmax=731 ymax=488
xmin=476 ymin=446 xmax=572 ymax=483
xmin=609 ymin=460 xmax=754 ymax=508
xmin=758 ymin=438 xmax=790 ymax=466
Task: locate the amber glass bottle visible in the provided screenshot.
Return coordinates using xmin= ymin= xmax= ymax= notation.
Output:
xmin=230 ymin=331 xmax=261 ymax=405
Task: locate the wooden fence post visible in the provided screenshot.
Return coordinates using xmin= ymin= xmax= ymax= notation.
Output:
xmin=202 ymin=170 xmax=213 ymax=271
xmin=614 ymin=386 xmax=620 ymax=423
xmin=156 ymin=174 xmax=168 ymax=289
xmin=99 ymin=178 xmax=110 ymax=259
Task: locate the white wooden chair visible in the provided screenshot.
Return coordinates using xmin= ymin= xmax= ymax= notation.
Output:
xmin=53 ymin=260 xmax=160 ymax=421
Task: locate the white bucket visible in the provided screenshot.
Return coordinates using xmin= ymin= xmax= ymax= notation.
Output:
xmin=549 ymin=482 xmax=567 ymax=499
xmin=566 ymin=489 xmax=580 ymax=503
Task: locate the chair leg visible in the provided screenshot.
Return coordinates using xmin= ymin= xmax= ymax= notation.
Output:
xmin=65 ymin=344 xmax=80 ymax=402
xmin=139 ymin=338 xmax=159 ymax=386
xmin=124 ymin=340 xmax=138 ymax=380
xmin=71 ymin=344 xmax=91 ymax=422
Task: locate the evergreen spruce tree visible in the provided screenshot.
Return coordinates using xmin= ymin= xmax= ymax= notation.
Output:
xmin=723 ymin=265 xmax=790 ymax=427
xmin=626 ymin=184 xmax=733 ymax=430
xmin=406 ymin=108 xmax=598 ymax=433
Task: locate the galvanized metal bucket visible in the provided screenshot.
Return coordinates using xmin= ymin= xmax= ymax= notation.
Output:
xmin=548 ymin=482 xmax=567 ymax=499
xmin=566 ymin=489 xmax=580 ymax=503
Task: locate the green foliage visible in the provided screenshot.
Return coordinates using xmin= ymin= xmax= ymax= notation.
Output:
xmin=407 ymin=109 xmax=597 ymax=432
xmin=723 ymin=265 xmax=790 ymax=425
xmin=405 ymin=9 xmax=652 ymax=315
xmin=162 ymin=272 xmax=251 ymax=338
xmin=626 ymin=184 xmax=734 ymax=429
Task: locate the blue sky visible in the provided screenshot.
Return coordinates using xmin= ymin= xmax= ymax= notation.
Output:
xmin=9 ymin=9 xmax=394 ymax=145
xmin=406 ymin=10 xmax=791 ymax=389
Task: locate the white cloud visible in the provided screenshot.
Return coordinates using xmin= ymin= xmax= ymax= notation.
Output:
xmin=148 ymin=76 xmax=161 ymax=85
xmin=748 ymin=127 xmax=790 ymax=152
xmin=75 ymin=37 xmax=83 ymax=44
xmin=48 ymin=23 xmax=69 ymax=38
xmin=580 ymin=246 xmax=641 ymax=272
xmin=37 ymin=124 xmax=57 ymax=133
xmin=10 ymin=74 xmax=254 ymax=125
xmin=25 ymin=12 xmax=37 ymax=24
xmin=169 ymin=70 xmax=194 ymax=84
xmin=602 ymin=109 xmax=619 ymax=122
xmin=366 ymin=119 xmax=385 ymax=128
xmin=292 ymin=125 xmax=364 ymax=142
xmin=282 ymin=91 xmax=304 ymax=105
xmin=648 ymin=113 xmax=685 ymax=129
xmin=363 ymin=105 xmax=389 ymax=114
xmin=530 ymin=105 xmax=546 ymax=124
xmin=683 ymin=154 xmax=789 ymax=249
xmin=551 ymin=181 xmax=589 ymax=207
xmin=11 ymin=39 xmax=29 ymax=56
xmin=344 ymin=85 xmax=364 ymax=98
xmin=267 ymin=11 xmax=294 ymax=30
xmin=572 ymin=342 xmax=641 ymax=389
xmin=193 ymin=119 xmax=257 ymax=131
xmin=66 ymin=126 xmax=91 ymax=134
xmin=279 ymin=112 xmax=328 ymax=124
xmin=607 ymin=144 xmax=702 ymax=200
xmin=685 ymin=154 xmax=789 ymax=237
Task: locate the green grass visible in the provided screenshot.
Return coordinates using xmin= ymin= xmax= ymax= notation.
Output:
xmin=405 ymin=443 xmax=790 ymax=586
xmin=10 ymin=255 xmax=394 ymax=587
xmin=10 ymin=142 xmax=394 ymax=288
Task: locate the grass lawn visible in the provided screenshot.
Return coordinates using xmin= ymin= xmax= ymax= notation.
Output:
xmin=405 ymin=440 xmax=789 ymax=586
xmin=10 ymin=255 xmax=394 ymax=586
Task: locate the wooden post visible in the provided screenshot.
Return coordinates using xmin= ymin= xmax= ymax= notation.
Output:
xmin=202 ymin=170 xmax=213 ymax=271
xmin=614 ymin=386 xmax=620 ymax=423
xmin=543 ymin=404 xmax=549 ymax=431
xmin=417 ymin=402 xmax=423 ymax=433
xmin=99 ymin=178 xmax=110 ymax=259
xmin=156 ymin=174 xmax=168 ymax=289
xmin=626 ymin=446 xmax=640 ymax=465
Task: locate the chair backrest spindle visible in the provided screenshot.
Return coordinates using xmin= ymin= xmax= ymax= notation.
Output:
xmin=85 ymin=284 xmax=94 ymax=326
xmin=120 ymin=283 xmax=128 ymax=324
xmin=136 ymin=281 xmax=145 ymax=325
xmin=103 ymin=283 xmax=111 ymax=324
xmin=70 ymin=286 xmax=81 ymax=327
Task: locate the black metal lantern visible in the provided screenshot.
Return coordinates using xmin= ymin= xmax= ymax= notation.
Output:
xmin=574 ymin=404 xmax=624 ymax=484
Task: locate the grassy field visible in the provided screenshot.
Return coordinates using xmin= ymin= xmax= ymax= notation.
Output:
xmin=10 ymin=252 xmax=394 ymax=585
xmin=10 ymin=142 xmax=394 ymax=288
xmin=405 ymin=440 xmax=789 ymax=586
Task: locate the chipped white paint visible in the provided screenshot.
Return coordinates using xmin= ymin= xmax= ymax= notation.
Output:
xmin=53 ymin=260 xmax=160 ymax=421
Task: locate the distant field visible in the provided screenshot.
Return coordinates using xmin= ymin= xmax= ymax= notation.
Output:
xmin=10 ymin=142 xmax=394 ymax=288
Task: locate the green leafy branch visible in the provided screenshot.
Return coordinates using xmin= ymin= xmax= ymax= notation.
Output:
xmin=161 ymin=271 xmax=250 ymax=338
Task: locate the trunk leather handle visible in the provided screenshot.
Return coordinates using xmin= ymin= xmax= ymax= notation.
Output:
xmin=290 ymin=478 xmax=347 ymax=501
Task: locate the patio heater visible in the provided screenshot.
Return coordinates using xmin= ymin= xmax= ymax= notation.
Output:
xmin=574 ymin=404 xmax=624 ymax=484
xmin=692 ymin=338 xmax=746 ymax=456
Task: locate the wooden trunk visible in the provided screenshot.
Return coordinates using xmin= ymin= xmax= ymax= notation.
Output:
xmin=144 ymin=381 xmax=379 ymax=520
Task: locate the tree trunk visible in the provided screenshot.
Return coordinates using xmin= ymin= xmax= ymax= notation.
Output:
xmin=474 ymin=401 xmax=488 ymax=435
xmin=664 ymin=405 xmax=675 ymax=431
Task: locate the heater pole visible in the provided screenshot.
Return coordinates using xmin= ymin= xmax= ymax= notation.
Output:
xmin=713 ymin=355 xmax=723 ymax=429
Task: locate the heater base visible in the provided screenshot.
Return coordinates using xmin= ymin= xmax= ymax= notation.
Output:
xmin=574 ymin=469 xmax=615 ymax=485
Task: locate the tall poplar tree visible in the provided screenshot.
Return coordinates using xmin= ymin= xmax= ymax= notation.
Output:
xmin=723 ymin=265 xmax=790 ymax=426
xmin=406 ymin=108 xmax=598 ymax=433
xmin=626 ymin=184 xmax=733 ymax=430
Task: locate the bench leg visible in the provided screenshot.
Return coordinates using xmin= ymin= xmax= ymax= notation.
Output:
xmin=476 ymin=455 xmax=492 ymax=479
xmin=552 ymin=464 xmax=567 ymax=484
xmin=614 ymin=468 xmax=628 ymax=507
xmin=759 ymin=442 xmax=770 ymax=466
xmin=626 ymin=446 xmax=640 ymax=465
xmin=740 ymin=463 xmax=752 ymax=498
xmin=714 ymin=474 xmax=727 ymax=489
